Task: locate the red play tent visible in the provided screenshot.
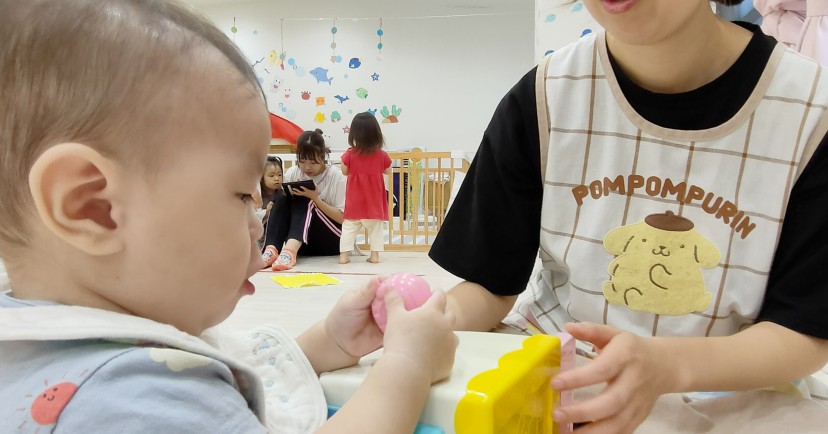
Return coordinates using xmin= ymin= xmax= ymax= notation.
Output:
xmin=269 ymin=113 xmax=303 ymax=150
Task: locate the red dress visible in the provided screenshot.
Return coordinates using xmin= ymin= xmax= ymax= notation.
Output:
xmin=341 ymin=148 xmax=391 ymax=220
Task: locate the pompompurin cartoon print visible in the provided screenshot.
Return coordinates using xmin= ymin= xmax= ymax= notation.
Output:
xmin=602 ymin=211 xmax=721 ymax=315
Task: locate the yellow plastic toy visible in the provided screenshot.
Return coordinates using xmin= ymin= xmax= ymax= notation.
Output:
xmin=455 ymin=334 xmax=573 ymax=434
xmin=321 ymin=331 xmax=575 ymax=434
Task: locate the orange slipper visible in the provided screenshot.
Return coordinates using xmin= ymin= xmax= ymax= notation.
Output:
xmin=272 ymin=249 xmax=297 ymax=271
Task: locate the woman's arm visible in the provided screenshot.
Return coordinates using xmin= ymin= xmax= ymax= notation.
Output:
xmin=292 ymin=186 xmax=345 ymax=224
xmin=312 ymin=195 xmax=344 ymax=224
xmin=314 ymin=167 xmax=348 ymax=224
xmin=446 ymin=281 xmax=517 ymax=331
xmin=289 ymin=166 xmax=346 ymax=224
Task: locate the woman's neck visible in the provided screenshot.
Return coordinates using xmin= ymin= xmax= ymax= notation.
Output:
xmin=607 ymin=14 xmax=752 ymax=94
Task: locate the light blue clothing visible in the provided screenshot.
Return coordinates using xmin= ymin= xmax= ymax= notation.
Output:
xmin=0 ymin=292 xmax=323 ymax=433
xmin=0 ymin=293 xmax=266 ymax=434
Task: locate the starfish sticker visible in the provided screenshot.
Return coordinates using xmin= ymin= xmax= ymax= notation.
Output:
xmin=343 ymin=126 xmax=351 ymax=134
xmin=371 ymin=73 xmax=380 ymax=81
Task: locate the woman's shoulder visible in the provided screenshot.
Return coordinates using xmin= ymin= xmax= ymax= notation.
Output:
xmin=284 ymin=165 xmax=301 ymax=181
xmin=326 ymin=165 xmax=345 ymax=179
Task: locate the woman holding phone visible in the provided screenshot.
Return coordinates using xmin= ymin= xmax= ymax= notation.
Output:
xmin=262 ymin=129 xmax=347 ymax=271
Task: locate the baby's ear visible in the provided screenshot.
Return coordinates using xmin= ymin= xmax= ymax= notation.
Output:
xmin=28 ymin=143 xmax=125 ymax=256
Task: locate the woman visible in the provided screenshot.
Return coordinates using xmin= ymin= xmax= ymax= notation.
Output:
xmin=429 ymin=0 xmax=828 ymax=432
xmin=262 ymin=129 xmax=346 ymax=271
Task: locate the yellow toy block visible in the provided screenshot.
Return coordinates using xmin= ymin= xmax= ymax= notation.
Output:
xmin=455 ymin=334 xmax=572 ymax=434
xmin=321 ymin=331 xmax=575 ymax=434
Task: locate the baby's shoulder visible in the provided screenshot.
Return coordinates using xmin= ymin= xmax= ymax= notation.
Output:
xmin=0 ymin=340 xmax=263 ymax=433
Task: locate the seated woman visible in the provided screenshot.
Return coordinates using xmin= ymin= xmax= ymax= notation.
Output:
xmin=262 ymin=129 xmax=346 ymax=271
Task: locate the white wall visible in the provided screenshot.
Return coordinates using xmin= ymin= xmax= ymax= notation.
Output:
xmin=534 ymin=1 xmax=600 ymax=61
xmin=192 ymin=1 xmax=534 ymax=154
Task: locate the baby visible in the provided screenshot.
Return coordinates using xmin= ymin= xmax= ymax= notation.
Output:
xmin=0 ymin=1 xmax=456 ymax=433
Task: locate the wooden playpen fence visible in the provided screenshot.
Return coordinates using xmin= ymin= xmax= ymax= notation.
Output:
xmin=273 ymin=148 xmax=469 ymax=252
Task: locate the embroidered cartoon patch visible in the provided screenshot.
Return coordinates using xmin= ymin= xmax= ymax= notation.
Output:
xmin=17 ymin=369 xmax=89 ymax=432
xmin=602 ymin=211 xmax=720 ymax=315
xmin=148 ymin=348 xmax=212 ymax=372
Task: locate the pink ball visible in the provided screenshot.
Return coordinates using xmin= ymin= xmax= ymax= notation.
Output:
xmin=371 ymin=273 xmax=432 ymax=332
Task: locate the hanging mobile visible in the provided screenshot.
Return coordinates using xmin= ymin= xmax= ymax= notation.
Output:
xmin=279 ymin=18 xmax=287 ymax=70
xmin=376 ymin=18 xmax=384 ymax=61
xmin=330 ymin=18 xmax=339 ymax=63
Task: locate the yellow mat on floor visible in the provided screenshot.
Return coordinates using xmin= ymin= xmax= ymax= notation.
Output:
xmin=272 ymin=273 xmax=343 ymax=288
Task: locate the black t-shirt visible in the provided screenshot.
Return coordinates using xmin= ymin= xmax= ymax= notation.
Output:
xmin=429 ymin=24 xmax=828 ymax=339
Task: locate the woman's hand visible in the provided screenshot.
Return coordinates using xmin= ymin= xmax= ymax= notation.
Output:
xmin=551 ymin=322 xmax=677 ymax=434
xmin=252 ymin=190 xmax=263 ymax=209
xmin=263 ymin=201 xmax=273 ymax=222
xmin=290 ymin=185 xmax=319 ymax=202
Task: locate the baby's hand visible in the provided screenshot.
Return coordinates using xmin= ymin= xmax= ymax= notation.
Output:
xmin=252 ymin=190 xmax=263 ymax=209
xmin=551 ymin=322 xmax=676 ymax=434
xmin=381 ymin=289 xmax=458 ymax=383
xmin=325 ymin=277 xmax=386 ymax=359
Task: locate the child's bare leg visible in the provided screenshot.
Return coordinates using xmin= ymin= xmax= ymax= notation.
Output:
xmin=367 ymin=251 xmax=380 ymax=263
xmin=339 ymin=252 xmax=351 ymax=264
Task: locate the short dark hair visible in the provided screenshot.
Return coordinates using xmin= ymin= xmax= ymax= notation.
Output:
xmin=0 ymin=0 xmax=262 ymax=249
xmin=295 ymin=129 xmax=330 ymax=163
xmin=348 ymin=112 xmax=385 ymax=154
xmin=266 ymin=155 xmax=284 ymax=169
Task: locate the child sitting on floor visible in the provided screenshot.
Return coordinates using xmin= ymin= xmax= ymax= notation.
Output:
xmin=0 ymin=1 xmax=457 ymax=433
xmin=261 ymin=130 xmax=347 ymax=271
xmin=260 ymin=155 xmax=284 ymax=225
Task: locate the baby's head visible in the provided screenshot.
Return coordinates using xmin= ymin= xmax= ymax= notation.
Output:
xmin=348 ymin=112 xmax=384 ymax=154
xmin=262 ymin=156 xmax=284 ymax=192
xmin=0 ymin=0 xmax=270 ymax=335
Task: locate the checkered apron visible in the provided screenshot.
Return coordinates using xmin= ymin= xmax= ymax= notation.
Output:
xmin=505 ymin=31 xmax=828 ymax=342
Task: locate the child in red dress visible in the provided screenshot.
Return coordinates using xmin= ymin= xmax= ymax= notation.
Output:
xmin=339 ymin=113 xmax=392 ymax=264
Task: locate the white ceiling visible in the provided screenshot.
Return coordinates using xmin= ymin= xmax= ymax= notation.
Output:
xmin=183 ymin=0 xmax=532 ymax=14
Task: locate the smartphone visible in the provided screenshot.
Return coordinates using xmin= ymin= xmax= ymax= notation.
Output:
xmin=282 ymin=180 xmax=316 ymax=197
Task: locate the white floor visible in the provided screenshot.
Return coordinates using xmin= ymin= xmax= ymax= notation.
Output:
xmin=222 ymin=252 xmax=828 ymax=386
xmin=221 ymin=251 xmax=461 ymax=337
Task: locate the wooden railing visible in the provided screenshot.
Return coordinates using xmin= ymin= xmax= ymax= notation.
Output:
xmin=274 ymin=149 xmax=469 ymax=251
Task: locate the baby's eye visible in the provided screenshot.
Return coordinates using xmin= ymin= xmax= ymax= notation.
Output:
xmin=239 ymin=194 xmax=254 ymax=204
